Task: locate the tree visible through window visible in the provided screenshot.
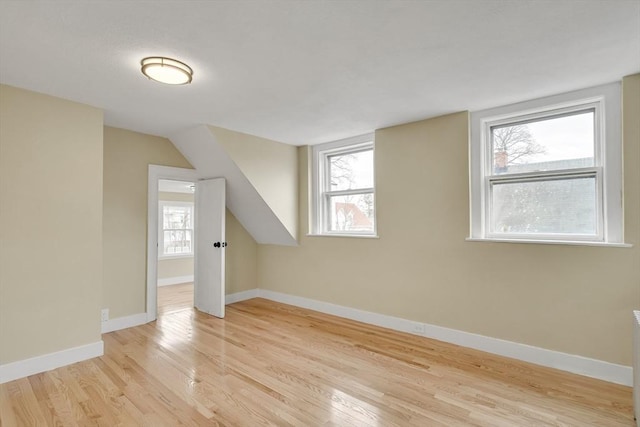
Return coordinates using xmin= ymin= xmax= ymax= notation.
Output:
xmin=327 ymin=150 xmax=374 ymax=232
xmin=312 ymin=135 xmax=376 ymax=236
xmin=469 ymin=82 xmax=623 ymax=244
xmin=491 ymin=124 xmax=545 ymax=173
xmin=489 ymin=111 xmax=596 ymax=236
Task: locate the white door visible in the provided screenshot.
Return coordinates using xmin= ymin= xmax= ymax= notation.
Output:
xmin=194 ymin=178 xmax=226 ymax=318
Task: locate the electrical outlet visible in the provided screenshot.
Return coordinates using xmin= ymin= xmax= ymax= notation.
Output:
xmin=413 ymin=323 xmax=425 ymax=335
xmin=101 ymin=308 xmax=109 ymax=322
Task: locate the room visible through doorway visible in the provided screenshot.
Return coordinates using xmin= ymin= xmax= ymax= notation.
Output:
xmin=157 ymin=179 xmax=195 ymax=315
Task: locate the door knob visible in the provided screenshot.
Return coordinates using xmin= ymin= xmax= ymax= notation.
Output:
xmin=213 ymin=242 xmax=228 ymax=248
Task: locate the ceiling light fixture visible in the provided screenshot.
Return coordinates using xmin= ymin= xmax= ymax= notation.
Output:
xmin=140 ymin=56 xmax=193 ymax=85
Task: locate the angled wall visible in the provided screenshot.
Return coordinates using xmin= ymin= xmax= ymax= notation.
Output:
xmin=103 ymin=127 xmax=259 ymax=320
xmin=170 ymin=126 xmax=297 ymax=246
xmin=209 ymin=125 xmax=298 ymax=240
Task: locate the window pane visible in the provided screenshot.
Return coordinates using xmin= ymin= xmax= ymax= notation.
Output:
xmin=492 ymin=110 xmax=594 ymax=175
xmin=491 ymin=177 xmax=596 ymax=235
xmin=163 ymin=205 xmax=192 ymax=229
xmin=328 ymin=193 xmax=374 ymax=232
xmin=329 ymin=149 xmax=374 ymax=191
xmin=163 ymin=229 xmax=193 ymax=254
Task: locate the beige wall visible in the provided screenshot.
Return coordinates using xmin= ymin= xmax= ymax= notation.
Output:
xmin=159 ymin=191 xmax=194 ymax=203
xmin=158 ymin=257 xmax=193 ymax=281
xmin=210 ymin=126 xmax=298 ymax=239
xmin=158 ymin=191 xmax=194 ymax=281
xmin=225 ymin=210 xmax=258 ymax=295
xmin=3 ymin=75 xmax=635 ymax=371
xmin=104 ymin=129 xmax=258 ymax=318
xmin=0 ymin=85 xmax=103 ymax=364
xmin=257 ymin=75 xmax=640 ymax=366
xmin=103 ymin=127 xmax=193 ymax=318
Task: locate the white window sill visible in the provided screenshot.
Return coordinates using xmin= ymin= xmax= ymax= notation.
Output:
xmin=466 ymin=237 xmax=632 ymax=248
xmin=307 ymin=233 xmax=379 ymax=239
xmin=158 ymin=254 xmax=194 ymax=260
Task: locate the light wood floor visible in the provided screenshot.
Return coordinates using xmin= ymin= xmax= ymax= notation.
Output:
xmin=157 ymin=282 xmax=193 ymax=316
xmin=0 ymin=298 xmax=633 ymax=426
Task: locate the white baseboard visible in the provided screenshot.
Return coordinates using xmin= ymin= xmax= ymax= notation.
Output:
xmin=3 ymin=291 xmax=629 ymax=387
xmin=102 ymin=312 xmax=148 ymax=334
xmin=256 ymin=289 xmax=632 ymax=386
xmin=157 ymin=275 xmax=194 ymax=287
xmin=226 ymin=289 xmax=259 ymax=305
xmin=102 ymin=291 xmax=257 ymax=333
xmin=0 ymin=341 xmax=104 ymax=384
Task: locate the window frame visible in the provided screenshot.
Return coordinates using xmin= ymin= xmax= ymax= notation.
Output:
xmin=310 ymin=133 xmax=377 ymax=237
xmin=158 ymin=200 xmax=195 ymax=258
xmin=469 ymin=82 xmax=623 ymax=245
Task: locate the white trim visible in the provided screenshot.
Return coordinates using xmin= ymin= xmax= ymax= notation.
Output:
xmin=157 ymin=275 xmax=194 ymax=287
xmin=0 ymin=341 xmax=104 ymax=384
xmin=633 ymin=311 xmax=640 ymax=425
xmin=226 ymin=289 xmax=259 ymax=305
xmin=103 ymin=291 xmax=254 ymax=336
xmin=306 ymin=233 xmax=380 ymax=239
xmin=470 ymin=82 xmax=623 ymax=245
xmin=101 ymin=313 xmax=148 ymax=334
xmin=158 ymin=254 xmax=194 ymax=260
xmin=104 ymin=289 xmax=249 ymax=335
xmin=311 ymin=133 xmax=377 ymax=236
xmin=256 ymin=289 xmax=632 ymax=386
xmin=147 ymin=165 xmax=198 ymax=322
xmin=466 ymin=237 xmax=632 ymax=248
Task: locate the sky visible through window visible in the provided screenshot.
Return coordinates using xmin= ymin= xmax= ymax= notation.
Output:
xmin=521 ymin=112 xmax=594 ymax=164
xmin=489 ymin=110 xmax=598 ymax=235
xmin=329 ymin=149 xmax=373 ymax=190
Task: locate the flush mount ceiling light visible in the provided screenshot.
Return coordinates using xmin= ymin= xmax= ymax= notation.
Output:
xmin=140 ymin=56 xmax=193 ymax=85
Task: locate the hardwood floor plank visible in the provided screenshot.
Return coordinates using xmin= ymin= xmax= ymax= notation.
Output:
xmin=0 ymin=384 xmax=19 ymax=427
xmin=6 ymin=378 xmax=49 ymax=426
xmin=1 ymin=297 xmax=633 ymax=426
xmin=157 ymin=283 xmax=193 ymax=316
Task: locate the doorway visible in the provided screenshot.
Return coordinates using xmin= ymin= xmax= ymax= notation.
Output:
xmin=146 ymin=165 xmax=227 ymax=322
xmin=157 ymin=179 xmax=195 ymax=316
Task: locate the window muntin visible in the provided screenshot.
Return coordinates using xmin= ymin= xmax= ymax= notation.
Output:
xmin=312 ymin=134 xmax=376 ymax=236
xmin=159 ymin=202 xmax=194 ymax=257
xmin=469 ymin=82 xmax=622 ymax=245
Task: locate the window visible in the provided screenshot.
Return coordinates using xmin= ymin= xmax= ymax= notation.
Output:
xmin=311 ymin=134 xmax=376 ymax=236
xmin=469 ymin=83 xmax=623 ymax=245
xmin=159 ymin=201 xmax=194 ymax=257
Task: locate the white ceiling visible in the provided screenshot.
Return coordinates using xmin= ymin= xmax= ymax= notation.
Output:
xmin=1 ymin=1 xmax=638 ymax=145
xmin=158 ymin=179 xmax=194 ymax=194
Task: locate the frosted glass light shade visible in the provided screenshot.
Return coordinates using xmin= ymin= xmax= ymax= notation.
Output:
xmin=141 ymin=57 xmax=193 ymax=85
